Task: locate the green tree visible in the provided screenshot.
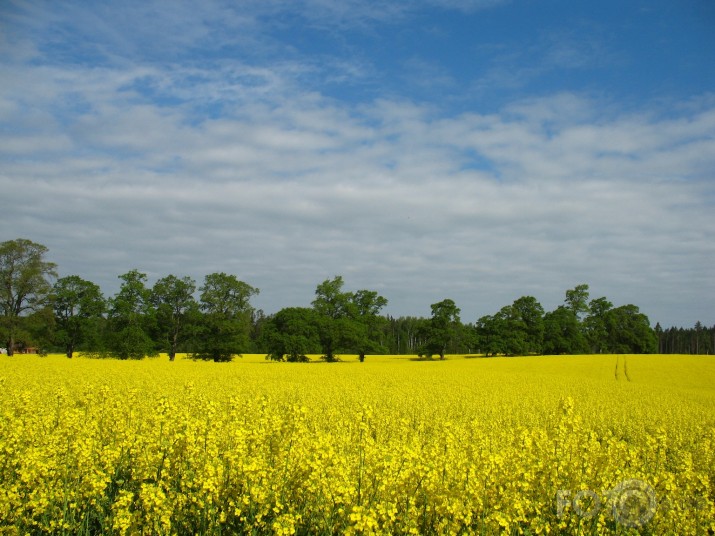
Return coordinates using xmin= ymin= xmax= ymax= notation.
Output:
xmin=311 ymin=276 xmax=353 ymax=362
xmin=564 ymin=284 xmax=590 ymax=320
xmin=106 ymin=270 xmax=157 ymax=359
xmin=475 ymin=313 xmax=509 ymax=357
xmin=584 ymin=297 xmax=613 ymax=353
xmin=494 ymin=305 xmax=529 ymax=356
xmin=349 ymin=289 xmax=388 ymax=362
xmin=0 ymin=239 xmax=57 ymax=356
xmin=52 ymin=275 xmax=106 ymax=358
xmin=23 ymin=307 xmax=56 ymax=355
xmin=654 ymin=322 xmax=664 ymax=353
xmin=475 ymin=297 xmax=543 ymax=357
xmin=543 ymin=306 xmax=588 ymax=355
xmin=419 ymin=299 xmax=461 ymax=359
xmin=309 ymin=277 xmax=389 ymax=362
xmin=250 ymin=309 xmax=268 ymax=352
xmin=604 ymin=304 xmax=657 ymax=353
xmin=692 ymin=321 xmax=709 ymax=354
xmin=312 ymin=276 xmax=352 ymax=319
xmin=151 ymin=275 xmax=198 ymax=361
xmin=193 ymin=273 xmax=258 ymax=362
xmin=510 ymin=296 xmax=545 ymax=354
xmin=264 ymin=307 xmax=320 ymax=362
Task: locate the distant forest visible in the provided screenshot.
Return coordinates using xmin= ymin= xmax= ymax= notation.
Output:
xmin=655 ymin=323 xmax=715 ymax=355
xmin=2 ymin=238 xmax=712 ymax=360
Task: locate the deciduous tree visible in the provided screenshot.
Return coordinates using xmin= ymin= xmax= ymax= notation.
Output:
xmin=564 ymin=284 xmax=590 ymax=320
xmin=0 ymin=239 xmax=57 ymax=356
xmin=264 ymin=307 xmax=320 ymax=362
xmin=420 ymin=299 xmax=461 ymax=359
xmin=312 ymin=276 xmax=353 ymax=362
xmin=151 ymin=275 xmax=197 ymax=361
xmin=52 ymin=275 xmax=106 ymax=358
xmin=510 ymin=296 xmax=545 ymax=354
xmin=350 ymin=289 xmax=388 ymax=362
xmin=543 ymin=306 xmax=588 ymax=355
xmin=584 ymin=297 xmax=613 ymax=353
xmin=476 ymin=313 xmax=509 ymax=357
xmin=604 ymin=304 xmax=657 ymax=353
xmin=106 ymin=269 xmax=156 ymax=359
xmin=193 ymin=273 xmax=258 ymax=362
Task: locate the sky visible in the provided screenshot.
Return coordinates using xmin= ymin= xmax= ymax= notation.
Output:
xmin=1 ymin=0 xmax=714 ymax=328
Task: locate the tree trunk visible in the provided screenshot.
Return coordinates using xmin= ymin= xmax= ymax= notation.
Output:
xmin=7 ymin=335 xmax=14 ymax=356
xmin=170 ymin=330 xmax=178 ymax=361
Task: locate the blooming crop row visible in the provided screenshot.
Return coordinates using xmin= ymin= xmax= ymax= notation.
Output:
xmin=0 ymin=354 xmax=713 ymax=534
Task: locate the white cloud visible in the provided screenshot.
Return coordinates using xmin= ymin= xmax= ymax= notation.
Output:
xmin=1 ymin=1 xmax=713 ymax=327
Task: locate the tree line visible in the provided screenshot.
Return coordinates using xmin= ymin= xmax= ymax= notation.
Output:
xmin=1 ymin=238 xmax=709 ymax=360
xmin=655 ymin=322 xmax=715 ymax=355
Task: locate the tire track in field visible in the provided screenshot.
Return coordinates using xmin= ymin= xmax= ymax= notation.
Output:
xmin=615 ymin=355 xmax=632 ymax=382
xmin=623 ymin=355 xmax=631 ymax=382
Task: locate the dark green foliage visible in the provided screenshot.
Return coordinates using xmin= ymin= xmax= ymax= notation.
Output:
xmin=191 ymin=273 xmax=258 ymax=362
xmin=21 ymin=307 xmax=56 ymax=355
xmin=52 ymin=275 xmax=106 ymax=357
xmin=310 ymin=276 xmax=342 ymax=362
xmin=476 ymin=307 xmax=527 ymax=356
xmin=108 ymin=322 xmax=156 ymax=360
xmin=0 ymin=239 xmax=57 ymax=355
xmin=602 ymin=304 xmax=657 ymax=353
xmin=250 ymin=309 xmax=269 ymax=353
xmin=475 ymin=297 xmax=544 ymax=357
xmin=509 ymin=296 xmax=545 ymax=354
xmin=419 ymin=299 xmax=461 ymax=359
xmin=311 ymin=276 xmax=353 ymax=362
xmin=310 ymin=276 xmax=389 ymax=362
xmin=315 ymin=316 xmax=354 ymax=362
xmin=564 ymin=284 xmax=590 ymax=319
xmin=475 ymin=313 xmax=508 ymax=357
xmin=106 ymin=270 xmax=157 ymax=360
xmin=542 ymin=306 xmax=588 ymax=355
xmin=656 ymin=322 xmax=715 ymax=354
xmin=192 ymin=313 xmax=247 ymax=362
xmin=264 ymin=307 xmax=320 ymax=362
xmin=150 ymin=275 xmax=197 ymax=361
xmin=347 ymin=289 xmax=389 ymax=362
xmin=0 ymin=241 xmax=680 ymax=359
xmin=584 ymin=297 xmax=613 ymax=353
xmin=312 ymin=276 xmax=352 ymax=320
xmin=477 ymin=289 xmax=659 ymax=357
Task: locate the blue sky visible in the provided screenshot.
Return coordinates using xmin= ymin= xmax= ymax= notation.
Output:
xmin=1 ymin=0 xmax=714 ymax=327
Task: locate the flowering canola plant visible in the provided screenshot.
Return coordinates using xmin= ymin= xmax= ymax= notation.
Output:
xmin=0 ymin=353 xmax=713 ymax=535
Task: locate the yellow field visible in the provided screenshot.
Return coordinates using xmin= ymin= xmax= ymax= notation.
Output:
xmin=1 ymin=354 xmax=713 ymax=535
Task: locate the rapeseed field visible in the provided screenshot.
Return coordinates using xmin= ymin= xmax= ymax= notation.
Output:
xmin=1 ymin=353 xmax=713 ymax=535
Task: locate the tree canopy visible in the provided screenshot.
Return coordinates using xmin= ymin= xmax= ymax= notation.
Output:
xmin=106 ymin=270 xmax=157 ymax=360
xmin=309 ymin=276 xmax=388 ymax=362
xmin=192 ymin=273 xmax=259 ymax=362
xmin=419 ymin=299 xmax=461 ymax=359
xmin=151 ymin=275 xmax=198 ymax=361
xmin=0 ymin=239 xmax=57 ymax=355
xmin=2 ymin=239 xmax=692 ymax=360
xmin=52 ymin=275 xmax=105 ymax=358
xmin=264 ymin=307 xmax=320 ymax=362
